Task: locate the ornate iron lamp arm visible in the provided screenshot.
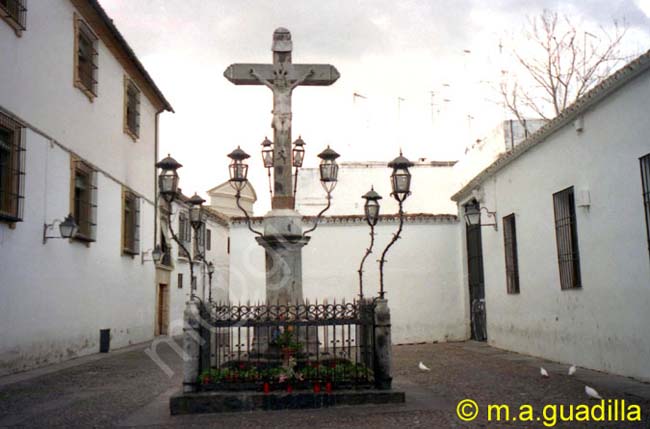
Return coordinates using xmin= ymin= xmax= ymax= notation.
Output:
xmin=378 ymin=201 xmax=405 ymax=299
xmin=302 ymin=192 xmax=331 ymax=237
xmin=235 ymin=189 xmax=263 ymax=237
xmin=166 ymin=210 xmax=197 ymax=300
xmin=357 ymin=224 xmax=375 ymax=300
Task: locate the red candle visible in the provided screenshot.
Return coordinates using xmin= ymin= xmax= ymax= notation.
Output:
xmin=286 ymin=385 xmax=293 ymax=393
xmin=263 ymin=382 xmax=270 ymax=394
xmin=325 ymin=382 xmax=332 ymax=393
xmin=313 ymin=383 xmax=321 ymax=393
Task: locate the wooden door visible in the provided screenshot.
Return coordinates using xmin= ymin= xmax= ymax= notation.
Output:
xmin=157 ymin=284 xmax=169 ymax=336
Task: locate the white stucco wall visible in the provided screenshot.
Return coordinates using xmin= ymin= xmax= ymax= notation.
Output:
xmin=0 ymin=130 xmax=156 ymax=375
xmin=0 ymin=0 xmax=159 ymax=199
xmin=162 ymin=203 xmax=231 ymax=336
xmin=229 ymin=217 xmax=468 ymax=344
xmin=0 ymin=1 xmax=167 ymax=375
xmin=296 ymin=162 xmax=458 ymax=216
xmin=460 ymin=71 xmax=650 ymax=381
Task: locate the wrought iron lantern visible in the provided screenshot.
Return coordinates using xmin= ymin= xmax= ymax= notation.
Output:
xmin=261 ymin=137 xmax=274 ymax=169
xmin=464 ymin=203 xmax=481 ymax=226
xmin=292 ymin=136 xmax=306 ymax=168
xmin=228 ymin=146 xmax=250 ymax=191
xmin=464 ymin=201 xmax=497 ymax=230
xmin=362 ymin=187 xmax=382 ymax=226
xmin=43 ymin=213 xmax=78 ymax=244
xmin=188 ymin=193 xmax=206 ymax=230
xmin=156 ymin=154 xmax=182 ymax=202
xmin=388 ymin=152 xmax=414 ymax=202
xmin=207 ymin=261 xmax=215 ymax=275
xmin=318 ymin=146 xmax=340 ymax=193
xmin=59 ymin=214 xmax=78 ymax=239
xmin=151 ymin=244 xmax=163 ymax=264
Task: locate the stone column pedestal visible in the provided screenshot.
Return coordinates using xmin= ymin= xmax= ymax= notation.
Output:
xmin=253 ymin=209 xmax=315 ymax=355
xmin=183 ymin=299 xmax=201 ymax=393
xmin=374 ymin=298 xmax=392 ymax=390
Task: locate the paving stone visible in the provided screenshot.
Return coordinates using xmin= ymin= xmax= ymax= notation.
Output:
xmin=0 ymin=340 xmax=648 ymax=428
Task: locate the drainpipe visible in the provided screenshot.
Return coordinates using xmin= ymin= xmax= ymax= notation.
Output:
xmin=154 ymin=109 xmax=163 ymax=249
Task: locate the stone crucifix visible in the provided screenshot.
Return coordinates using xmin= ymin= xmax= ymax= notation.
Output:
xmin=224 ymin=27 xmax=340 ymax=210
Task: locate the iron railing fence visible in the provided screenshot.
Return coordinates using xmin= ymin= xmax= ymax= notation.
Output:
xmin=198 ymin=300 xmax=376 ymax=392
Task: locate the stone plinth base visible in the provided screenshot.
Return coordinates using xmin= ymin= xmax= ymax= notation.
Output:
xmin=169 ymin=390 xmax=406 ymax=415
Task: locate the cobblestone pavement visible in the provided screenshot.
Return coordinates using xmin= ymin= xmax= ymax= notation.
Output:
xmin=1 ymin=340 xmax=649 ymax=428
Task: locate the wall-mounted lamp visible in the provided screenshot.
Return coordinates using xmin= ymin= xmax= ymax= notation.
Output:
xmin=464 ymin=203 xmax=497 ymax=231
xmin=43 ymin=214 xmax=78 ymax=244
xmin=141 ymin=245 xmax=163 ymax=265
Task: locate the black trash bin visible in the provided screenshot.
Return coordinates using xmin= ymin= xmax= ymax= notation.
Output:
xmin=99 ymin=329 xmax=110 ymax=353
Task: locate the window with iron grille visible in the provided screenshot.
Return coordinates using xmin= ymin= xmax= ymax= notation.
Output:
xmin=74 ymin=14 xmax=98 ymax=99
xmin=553 ymin=186 xmax=581 ymax=290
xmin=159 ymin=229 xmax=172 ymax=267
xmin=502 ymin=214 xmax=520 ymax=294
xmin=71 ymin=158 xmax=97 ymax=242
xmin=0 ymin=113 xmax=25 ymax=223
xmin=641 ymin=154 xmax=650 ymax=259
xmin=178 ymin=211 xmax=191 ymax=259
xmin=194 ymin=223 xmax=207 ymax=259
xmin=206 ymin=228 xmax=212 ymax=251
xmin=177 ymin=273 xmax=183 ymax=289
xmin=122 ymin=189 xmax=141 ymax=255
xmin=0 ymin=0 xmax=26 ymax=34
xmin=124 ymin=77 xmax=141 ymax=140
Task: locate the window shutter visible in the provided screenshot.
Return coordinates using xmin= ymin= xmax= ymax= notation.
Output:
xmin=134 ymin=195 xmax=141 ymax=254
xmin=135 ymin=90 xmax=141 ymax=136
xmin=89 ymin=169 xmax=98 ymax=241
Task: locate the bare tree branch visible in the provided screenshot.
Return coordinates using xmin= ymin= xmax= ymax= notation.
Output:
xmin=501 ymin=10 xmax=630 ymax=131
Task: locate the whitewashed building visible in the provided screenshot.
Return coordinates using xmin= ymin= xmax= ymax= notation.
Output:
xmin=156 ymin=194 xmax=230 ymax=336
xmin=206 ymin=180 xmax=256 ymax=218
xmin=232 ymin=171 xmax=467 ymax=345
xmin=296 ymin=160 xmax=458 ymax=216
xmin=0 ymin=0 xmax=172 ymax=375
xmin=452 ymin=51 xmax=650 ymax=381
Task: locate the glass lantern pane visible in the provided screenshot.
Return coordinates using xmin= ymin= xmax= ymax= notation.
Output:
xmin=293 ymin=150 xmax=304 ymax=167
xmin=262 ymin=151 xmax=273 ymax=168
xmin=393 ymin=174 xmax=410 ymax=194
xmin=190 ymin=206 xmax=201 ymax=223
xmin=230 ymin=163 xmax=248 ymax=181
xmin=365 ymin=204 xmax=380 ymax=223
xmin=159 ymin=174 xmax=176 ymax=194
xmin=320 ymin=162 xmax=339 ymax=182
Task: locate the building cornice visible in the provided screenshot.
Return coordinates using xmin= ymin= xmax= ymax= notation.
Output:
xmin=451 ymin=49 xmax=650 ymax=202
xmin=230 ymin=213 xmax=458 ymax=226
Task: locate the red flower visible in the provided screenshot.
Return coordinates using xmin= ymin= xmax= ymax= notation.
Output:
xmin=239 ymin=363 xmax=246 ymax=370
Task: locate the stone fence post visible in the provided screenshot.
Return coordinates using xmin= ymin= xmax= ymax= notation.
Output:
xmin=374 ymin=298 xmax=392 ymax=390
xmin=183 ymin=299 xmax=201 ymax=393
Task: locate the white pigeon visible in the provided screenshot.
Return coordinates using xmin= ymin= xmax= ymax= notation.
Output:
xmin=418 ymin=361 xmax=431 ymax=371
xmin=540 ymin=367 xmax=549 ymax=378
xmin=585 ymin=385 xmax=603 ymax=400
xmin=568 ymin=365 xmax=577 ymax=376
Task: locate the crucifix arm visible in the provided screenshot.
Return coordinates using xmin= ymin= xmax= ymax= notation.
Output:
xmin=249 ymin=68 xmax=274 ymax=89
xmin=290 ymin=68 xmax=315 ymax=90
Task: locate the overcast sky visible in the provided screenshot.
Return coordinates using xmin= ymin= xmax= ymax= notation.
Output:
xmin=100 ymin=0 xmax=650 ymax=212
